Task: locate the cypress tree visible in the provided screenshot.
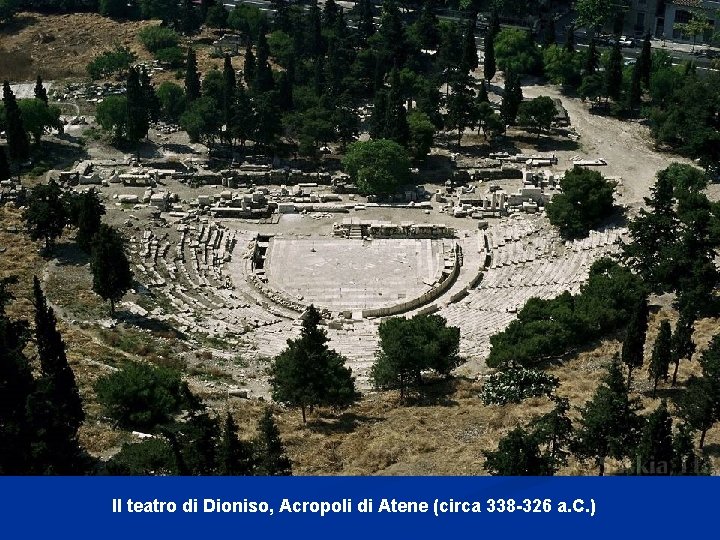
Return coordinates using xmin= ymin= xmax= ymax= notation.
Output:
xmin=621 ymin=297 xmax=649 ymax=388
xmin=222 ymin=54 xmax=236 ymax=141
xmin=627 ymin=60 xmax=643 ymax=112
xmin=356 ymin=0 xmax=375 ymax=45
xmin=125 ymin=67 xmax=148 ymax=148
xmin=544 ymin=18 xmax=556 ymax=46
xmin=0 ymin=147 xmax=10 ymax=181
xmin=671 ymin=306 xmax=695 ymax=386
xmin=672 ymin=422 xmax=707 ymax=475
xmin=34 ymin=75 xmax=48 ymax=103
xmin=565 ymin=25 xmax=575 ymax=53
xmin=322 ymin=0 xmax=338 ymax=28
xmin=461 ymin=18 xmax=478 ymax=72
xmin=636 ymin=401 xmax=674 ymax=475
xmin=573 ymin=358 xmax=641 ymax=475
xmin=648 ymin=319 xmax=672 ymax=397
xmin=254 ymin=31 xmax=274 ymax=93
xmin=2 ymin=81 xmax=30 ymax=164
xmin=584 ymin=39 xmax=599 ymax=75
xmin=370 ymin=90 xmax=389 ymax=139
xmin=639 ymin=34 xmax=652 ymax=88
xmin=23 ymin=179 xmax=67 ymax=252
xmin=0 ymin=277 xmax=35 ymax=475
xmin=501 ymin=71 xmax=522 ymax=125
xmin=384 ymin=69 xmax=409 ymax=147
xmin=307 ymin=0 xmax=324 ymax=58
xmin=28 ymin=276 xmax=85 ymax=474
xmin=243 ymin=44 xmax=256 ymax=89
xmin=218 ymin=412 xmax=254 ymax=475
xmin=253 ymin=409 xmax=292 ymax=476
xmin=90 ymin=224 xmax=133 ymax=316
xmin=73 ymin=189 xmax=106 ymax=253
xmin=606 ymin=41 xmax=623 ymax=101
xmin=185 ymin=48 xmax=201 ymax=102
xmin=483 ymin=32 xmax=496 ymax=82
xmin=477 ymin=80 xmax=489 ymax=104
xmin=139 ymin=67 xmax=159 ymax=124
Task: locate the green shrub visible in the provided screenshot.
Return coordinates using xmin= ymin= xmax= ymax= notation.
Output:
xmin=481 ymin=368 xmax=559 ymax=405
xmin=95 ymin=362 xmax=189 ymax=430
xmin=154 ymin=46 xmax=185 ymax=68
xmin=138 ymin=26 xmax=180 ymax=53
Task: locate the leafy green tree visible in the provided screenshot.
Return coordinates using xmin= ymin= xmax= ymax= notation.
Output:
xmin=648 ymin=320 xmax=672 ymax=397
xmin=180 ymin=96 xmax=221 ymax=148
xmin=342 ymin=139 xmax=411 ymax=195
xmin=372 ymin=314 xmax=460 ymax=400
xmin=17 ymin=99 xmax=61 ymax=145
xmin=218 ymin=412 xmax=254 ymax=475
xmin=474 ymin=101 xmax=503 ymax=140
xmin=90 ymin=224 xmax=133 ymax=315
xmin=573 ymin=359 xmax=641 ymax=475
xmin=270 ymin=306 xmax=357 ymax=422
xmin=407 ymin=110 xmax=435 ymax=160
xmin=96 ymin=362 xmax=189 ymax=431
xmin=96 ymin=95 xmax=127 ymax=141
xmin=34 ymin=75 xmax=48 ymax=104
xmin=228 ymin=4 xmax=267 ymax=43
xmin=636 ymin=400 xmax=674 ymax=475
xmin=205 ymin=2 xmax=228 ymax=28
xmin=575 ymin=0 xmax=614 ymax=32
xmin=546 ymin=167 xmax=617 ymax=239
xmin=500 ymin=70 xmax=522 ymax=125
xmin=621 ymin=297 xmax=649 ymax=388
xmin=157 ymin=82 xmax=186 ymax=122
xmin=69 ymin=189 xmax=106 ymax=253
xmin=671 ymin=306 xmax=695 ymax=386
xmin=2 ymin=81 xmax=30 ymax=164
xmin=484 ymin=426 xmax=553 ymax=475
xmin=185 ymin=48 xmax=201 ymax=102
xmin=517 ymin=95 xmax=556 ymax=139
xmin=87 ymin=46 xmax=136 ymax=80
xmin=23 ymin=179 xmax=67 ymax=252
xmin=543 ymin=44 xmax=582 ymax=90
xmin=605 ymin=41 xmax=624 ymax=101
xmin=674 ymin=11 xmax=712 ymax=52
xmin=253 ymin=409 xmax=292 ymax=475
xmin=27 ymin=277 xmax=85 ymax=474
xmin=494 ymin=28 xmax=540 ymax=75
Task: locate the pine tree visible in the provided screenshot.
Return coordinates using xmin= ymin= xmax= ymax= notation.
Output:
xmin=90 ymin=224 xmax=133 ymax=316
xmin=671 ymin=306 xmax=696 ymax=386
xmin=621 ymin=296 xmax=649 ymax=388
xmin=584 ymin=39 xmax=598 ymax=75
xmin=606 ymin=41 xmax=623 ymax=101
xmin=461 ymin=18 xmax=478 ymax=72
xmin=185 ymin=48 xmax=201 ymax=102
xmin=0 ymin=277 xmax=35 ymax=474
xmin=0 ymin=147 xmax=10 ymax=181
xmin=125 ymin=67 xmax=148 ymax=149
xmin=573 ymin=358 xmax=641 ymax=475
xmin=531 ymin=397 xmax=573 ymax=471
xmin=270 ymin=305 xmax=357 ymax=422
xmin=648 ymin=320 xmax=672 ymax=397
xmin=446 ymin=72 xmax=473 ymax=147
xmin=639 ymin=34 xmax=652 ymax=88
xmin=483 ymin=32 xmax=496 ymax=82
xmin=218 ymin=412 xmax=254 ymax=475
xmin=2 ymin=81 xmax=30 ymax=164
xmin=28 ymin=276 xmax=85 ymax=474
xmin=34 ymin=75 xmax=48 ymax=103
xmin=23 ymin=179 xmax=67 ymax=252
xmin=484 ymin=426 xmax=553 ymax=475
xmin=636 ymin=401 xmax=674 ymax=475
xmin=243 ymin=44 xmax=256 ymax=88
xmin=356 ymin=0 xmax=375 ymax=45
xmin=253 ymin=409 xmax=291 ymax=476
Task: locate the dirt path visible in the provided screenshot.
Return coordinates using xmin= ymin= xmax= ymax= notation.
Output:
xmin=521 ymin=84 xmax=694 ymax=206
